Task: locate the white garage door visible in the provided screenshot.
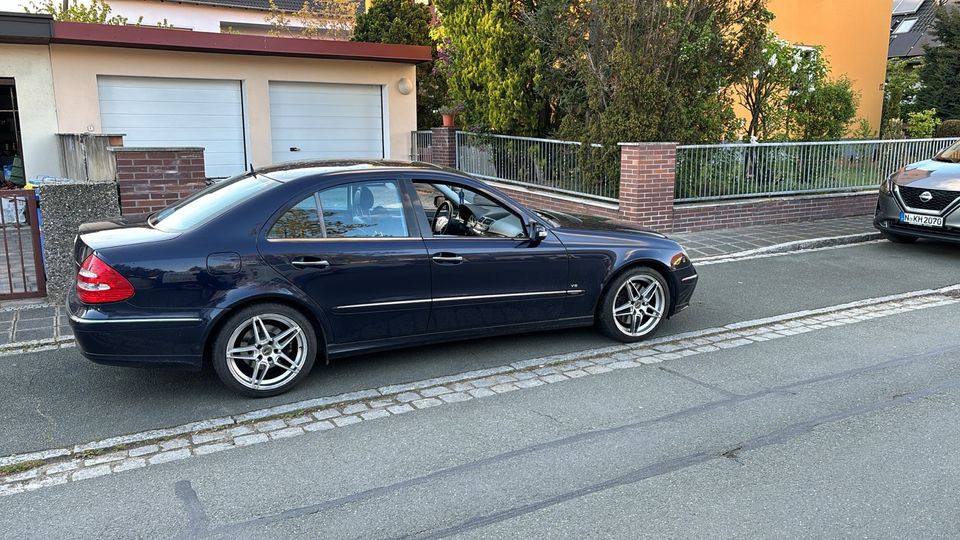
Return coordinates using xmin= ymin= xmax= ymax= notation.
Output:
xmin=98 ymin=76 xmax=247 ymax=179
xmin=269 ymin=82 xmax=384 ymax=164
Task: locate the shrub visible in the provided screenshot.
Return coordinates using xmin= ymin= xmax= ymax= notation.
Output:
xmin=936 ymin=119 xmax=960 ymax=137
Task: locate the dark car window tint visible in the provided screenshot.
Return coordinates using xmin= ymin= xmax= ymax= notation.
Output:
xmin=937 ymin=141 xmax=960 ymax=163
xmin=319 ymin=181 xmax=409 ymax=238
xmin=268 ymin=196 xmax=323 ymax=240
xmin=152 ymin=174 xmax=278 ymax=233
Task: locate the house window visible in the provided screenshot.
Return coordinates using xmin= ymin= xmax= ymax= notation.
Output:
xmin=893 ymin=18 xmax=918 ymax=34
xmin=0 ymin=79 xmax=24 ymax=184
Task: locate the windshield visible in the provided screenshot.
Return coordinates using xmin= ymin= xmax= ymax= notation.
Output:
xmin=935 ymin=141 xmax=960 ymax=163
xmin=151 ymin=173 xmax=280 ymax=233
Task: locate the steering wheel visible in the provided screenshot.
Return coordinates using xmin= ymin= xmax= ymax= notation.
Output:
xmin=433 ymin=200 xmax=456 ymax=234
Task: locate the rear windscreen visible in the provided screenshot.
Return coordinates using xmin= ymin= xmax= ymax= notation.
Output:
xmin=151 ymin=174 xmax=279 ymax=233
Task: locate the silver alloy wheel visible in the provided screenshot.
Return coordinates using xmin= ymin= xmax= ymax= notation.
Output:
xmin=612 ymin=275 xmax=666 ymax=338
xmin=225 ymin=313 xmax=308 ymax=391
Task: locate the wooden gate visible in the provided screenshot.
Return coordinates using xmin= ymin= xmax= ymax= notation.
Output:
xmin=0 ymin=190 xmax=46 ymax=300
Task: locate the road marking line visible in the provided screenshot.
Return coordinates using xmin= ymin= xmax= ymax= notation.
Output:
xmin=694 ymin=239 xmax=884 ymax=266
xmin=1 ymin=284 xmax=958 ymax=497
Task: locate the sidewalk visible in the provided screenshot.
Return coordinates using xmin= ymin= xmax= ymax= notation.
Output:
xmin=672 ymin=215 xmax=878 ymax=260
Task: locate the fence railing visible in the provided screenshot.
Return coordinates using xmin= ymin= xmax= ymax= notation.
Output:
xmin=675 ymin=138 xmax=960 ymax=203
xmin=455 ymin=132 xmax=618 ymax=202
xmin=410 ymin=130 xmax=433 ymax=162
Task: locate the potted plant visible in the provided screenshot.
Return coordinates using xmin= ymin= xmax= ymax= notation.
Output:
xmin=438 ymin=102 xmax=465 ymax=127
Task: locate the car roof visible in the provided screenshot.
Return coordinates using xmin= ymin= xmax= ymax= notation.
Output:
xmin=254 ymin=159 xmax=451 ymax=182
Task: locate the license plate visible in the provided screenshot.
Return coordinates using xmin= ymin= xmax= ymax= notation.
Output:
xmin=900 ymin=212 xmax=943 ymax=228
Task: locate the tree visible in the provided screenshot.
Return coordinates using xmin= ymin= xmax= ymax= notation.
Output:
xmin=881 ymin=58 xmax=920 ymax=134
xmin=917 ymin=5 xmax=960 ymax=120
xmin=540 ymin=0 xmax=771 ymax=144
xmin=433 ymin=0 xmax=544 ymax=135
xmin=785 ymin=76 xmax=859 ymax=140
xmin=25 ymin=0 xmax=169 ymax=26
xmin=266 ymin=0 xmax=359 ymax=41
xmin=353 ymin=0 xmax=445 ymax=129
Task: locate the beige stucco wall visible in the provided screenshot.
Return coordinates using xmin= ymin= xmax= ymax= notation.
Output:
xmin=0 ymin=43 xmax=61 ymax=179
xmin=49 ymin=44 xmax=418 ymax=167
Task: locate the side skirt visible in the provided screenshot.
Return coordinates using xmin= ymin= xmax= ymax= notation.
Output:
xmin=326 ymin=316 xmax=596 ymax=359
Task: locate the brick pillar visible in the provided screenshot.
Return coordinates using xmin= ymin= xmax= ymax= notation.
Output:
xmin=430 ymin=127 xmax=457 ymax=168
xmin=113 ymin=147 xmax=207 ymax=215
xmin=618 ymin=142 xmax=677 ymax=232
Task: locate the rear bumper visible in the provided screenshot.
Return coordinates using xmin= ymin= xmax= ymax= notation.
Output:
xmin=67 ymin=293 xmax=211 ymax=370
xmin=873 ymin=190 xmax=960 ymax=244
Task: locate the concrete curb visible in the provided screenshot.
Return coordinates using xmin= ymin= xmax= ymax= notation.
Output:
xmin=693 ymin=231 xmax=882 ymax=264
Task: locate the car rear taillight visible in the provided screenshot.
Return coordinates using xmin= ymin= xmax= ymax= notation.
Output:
xmin=76 ymin=254 xmax=134 ymax=304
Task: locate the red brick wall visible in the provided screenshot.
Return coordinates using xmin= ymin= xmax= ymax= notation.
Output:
xmin=430 ymin=127 xmax=457 ymax=168
xmin=672 ymin=192 xmax=876 ymax=233
xmin=618 ymin=143 xmax=676 ymax=231
xmin=494 ymin=183 xmax=621 ymax=221
xmin=114 ymin=148 xmax=207 ymax=215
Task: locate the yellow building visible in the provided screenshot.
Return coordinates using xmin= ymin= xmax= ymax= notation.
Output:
xmin=763 ymin=0 xmax=891 ymax=135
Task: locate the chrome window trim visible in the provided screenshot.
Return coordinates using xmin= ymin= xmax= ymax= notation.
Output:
xmin=335 ymin=290 xmax=583 ymax=310
xmin=69 ymin=314 xmax=203 ymax=324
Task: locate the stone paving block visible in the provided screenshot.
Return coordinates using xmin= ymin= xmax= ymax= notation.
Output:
xmin=112 ymin=458 xmax=147 ymax=473
xmin=607 ymin=360 xmax=641 ymax=370
xmin=234 ymin=434 xmax=269 ymax=446
xmin=285 ymin=415 xmax=313 ymax=427
xmin=303 ymin=421 xmax=335 ymax=432
xmin=71 ymin=464 xmax=112 ymax=481
xmin=253 ymin=419 xmax=288 ymax=432
xmin=395 ymin=392 xmax=422 ymax=403
xmin=420 ymin=386 xmax=452 ymax=397
xmin=269 ymin=427 xmax=304 ymax=440
xmin=12 ymin=328 xmax=54 ymax=341
xmin=83 ymin=452 xmax=126 ymax=466
xmin=159 ymin=438 xmax=190 ymax=451
xmin=386 ymin=404 xmax=415 ymax=415
xmin=311 ymin=409 xmax=341 ymax=421
xmin=227 ymin=426 xmax=254 ymax=438
xmin=148 ymin=448 xmax=192 ymax=464
xmin=439 ymin=392 xmax=473 ymax=403
xmin=411 ymin=398 xmax=443 ymax=409
xmin=193 ymin=443 xmax=234 ymax=456
xmin=341 ymin=403 xmax=369 ymax=415
xmin=359 ymin=409 xmax=391 ymax=421
xmin=490 ymin=383 xmax=518 ymax=394
xmin=584 ymin=365 xmax=613 ymax=375
xmin=514 ymin=379 xmax=545 ymax=389
xmin=563 ymin=369 xmax=589 ymax=378
xmin=127 ymin=445 xmax=160 ymax=458
xmin=467 ymin=388 xmax=495 ymax=398
xmin=332 ymin=415 xmax=361 ymax=427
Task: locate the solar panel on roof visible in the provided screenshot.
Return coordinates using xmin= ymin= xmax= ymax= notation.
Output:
xmin=893 ymin=0 xmax=925 ymax=15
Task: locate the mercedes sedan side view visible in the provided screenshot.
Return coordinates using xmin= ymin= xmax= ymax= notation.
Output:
xmin=875 ymin=140 xmax=960 ymax=244
xmin=68 ymin=161 xmax=697 ymax=397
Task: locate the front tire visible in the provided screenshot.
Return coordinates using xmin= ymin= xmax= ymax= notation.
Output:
xmin=881 ymin=231 xmax=918 ymax=244
xmin=212 ymin=303 xmax=318 ymax=397
xmin=597 ymin=267 xmax=671 ymax=343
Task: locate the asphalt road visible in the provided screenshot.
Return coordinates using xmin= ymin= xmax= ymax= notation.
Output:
xmin=2 ymin=291 xmax=960 ymax=538
xmin=1 ymin=240 xmax=959 ymax=457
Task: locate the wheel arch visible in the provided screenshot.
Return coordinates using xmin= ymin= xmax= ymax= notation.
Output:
xmin=595 ymin=258 xmax=678 ymax=318
xmin=202 ymin=293 xmax=329 ymax=368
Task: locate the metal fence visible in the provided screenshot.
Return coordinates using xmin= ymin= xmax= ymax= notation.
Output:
xmin=455 ymin=132 xmax=618 ymax=202
xmin=0 ymin=190 xmax=46 ymax=300
xmin=410 ymin=130 xmax=433 ymax=162
xmin=675 ymin=138 xmax=960 ymax=202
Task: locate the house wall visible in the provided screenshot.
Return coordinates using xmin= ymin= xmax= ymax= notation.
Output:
xmin=764 ymin=0 xmax=890 ymax=135
xmin=48 ymin=44 xmax=418 ymax=167
xmin=0 ymin=43 xmax=61 ymax=179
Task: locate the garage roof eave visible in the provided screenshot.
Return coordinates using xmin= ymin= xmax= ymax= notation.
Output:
xmin=50 ymin=21 xmax=433 ymax=64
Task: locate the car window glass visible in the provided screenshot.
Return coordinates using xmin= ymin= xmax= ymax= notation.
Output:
xmin=414 ymin=181 xmax=526 ymax=239
xmin=268 ymin=195 xmax=322 ymax=239
xmin=152 ymin=173 xmax=278 ymax=233
xmin=319 ymin=181 xmax=409 ymax=238
xmin=937 ymin=141 xmax=960 ymax=162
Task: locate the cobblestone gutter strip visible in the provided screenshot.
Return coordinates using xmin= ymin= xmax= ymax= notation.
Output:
xmin=1 ymin=285 xmax=958 ymax=497
xmin=694 ymin=236 xmax=883 ymax=266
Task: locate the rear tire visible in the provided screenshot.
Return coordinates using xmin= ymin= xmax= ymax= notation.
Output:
xmin=597 ymin=266 xmax=671 ymax=343
xmin=212 ymin=303 xmax=318 ymax=398
xmin=881 ymin=231 xmax=918 ymax=244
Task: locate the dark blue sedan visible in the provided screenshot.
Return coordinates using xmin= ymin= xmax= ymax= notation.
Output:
xmin=68 ymin=161 xmax=697 ymax=397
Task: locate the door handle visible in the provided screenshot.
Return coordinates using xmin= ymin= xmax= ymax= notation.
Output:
xmin=291 ymin=258 xmax=330 ymax=269
xmin=431 ymin=253 xmax=464 ymax=264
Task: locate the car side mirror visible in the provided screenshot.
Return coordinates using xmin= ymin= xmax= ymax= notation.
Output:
xmin=529 ymin=221 xmax=548 ymax=244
